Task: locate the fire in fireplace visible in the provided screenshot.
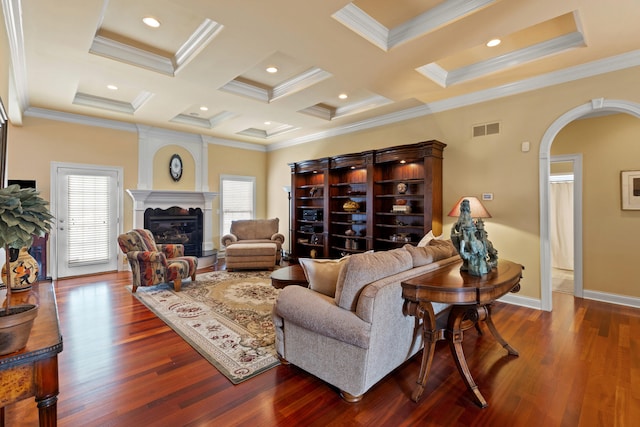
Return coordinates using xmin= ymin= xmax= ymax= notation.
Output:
xmin=144 ymin=207 xmax=203 ymax=257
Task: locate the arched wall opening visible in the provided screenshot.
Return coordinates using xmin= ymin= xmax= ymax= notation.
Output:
xmin=539 ymin=98 xmax=640 ymax=311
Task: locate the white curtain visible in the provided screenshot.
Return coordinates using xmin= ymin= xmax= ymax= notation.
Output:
xmin=550 ymin=181 xmax=574 ymax=270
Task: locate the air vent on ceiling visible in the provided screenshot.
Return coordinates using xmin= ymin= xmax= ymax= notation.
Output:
xmin=472 ymin=122 xmax=500 ymax=137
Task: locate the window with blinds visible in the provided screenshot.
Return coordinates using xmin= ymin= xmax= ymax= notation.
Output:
xmin=221 ymin=175 xmax=256 ymax=238
xmin=67 ymin=174 xmax=111 ymax=265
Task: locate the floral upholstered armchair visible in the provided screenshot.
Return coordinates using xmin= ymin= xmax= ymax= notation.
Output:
xmin=117 ymin=229 xmax=198 ymax=292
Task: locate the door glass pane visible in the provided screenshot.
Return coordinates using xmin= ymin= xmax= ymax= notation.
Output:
xmin=67 ymin=174 xmax=111 ymax=265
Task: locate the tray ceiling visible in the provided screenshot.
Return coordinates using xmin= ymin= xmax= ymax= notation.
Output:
xmin=4 ymin=0 xmax=640 ymax=149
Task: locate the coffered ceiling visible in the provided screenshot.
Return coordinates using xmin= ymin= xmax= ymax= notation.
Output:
xmin=3 ymin=0 xmax=640 ymax=149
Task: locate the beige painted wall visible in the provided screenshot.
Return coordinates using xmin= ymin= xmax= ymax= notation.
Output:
xmin=552 ymin=113 xmax=640 ymax=297
xmin=207 ymin=145 xmax=267 ymax=246
xmin=7 ymin=117 xmax=138 ymax=232
xmin=153 ymin=145 xmax=196 ymax=190
xmin=268 ymin=66 xmax=640 ymax=301
xmin=4 ymin=115 xmax=268 ymax=253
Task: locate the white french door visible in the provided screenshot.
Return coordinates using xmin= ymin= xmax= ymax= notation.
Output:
xmin=53 ymin=164 xmax=121 ymax=278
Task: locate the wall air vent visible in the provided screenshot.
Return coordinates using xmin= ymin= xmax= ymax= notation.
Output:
xmin=472 ymin=122 xmax=500 ymax=137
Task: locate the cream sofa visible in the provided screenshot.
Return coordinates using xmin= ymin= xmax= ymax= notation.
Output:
xmin=221 ymin=218 xmax=285 ymax=264
xmin=273 ymin=240 xmax=461 ymax=402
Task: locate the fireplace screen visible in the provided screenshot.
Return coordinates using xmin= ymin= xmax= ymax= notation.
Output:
xmin=144 ymin=207 xmax=203 ymax=257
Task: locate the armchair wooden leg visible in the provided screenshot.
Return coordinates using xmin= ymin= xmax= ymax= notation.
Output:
xmin=340 ymin=391 xmax=363 ymax=403
xmin=191 ymin=271 xmax=197 ymax=281
xmin=173 ymin=278 xmax=182 ymax=292
xmin=132 ymin=285 xmax=138 ymax=293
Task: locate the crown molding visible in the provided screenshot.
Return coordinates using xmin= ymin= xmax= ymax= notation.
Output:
xmin=332 ymin=3 xmax=388 ymax=51
xmin=72 ymin=91 xmax=153 ymax=115
xmin=18 ymin=47 xmax=640 ymax=155
xmin=389 ymin=0 xmax=496 ymax=49
xmin=173 ymin=19 xmax=224 ymax=73
xmin=2 ymin=0 xmax=28 ymax=119
xmin=170 ymin=110 xmax=237 ymax=129
xmin=267 ymin=49 xmax=640 ymax=151
xmin=90 ymin=35 xmax=176 ymax=75
xmin=24 ymin=107 xmax=139 ymax=132
xmin=220 ymin=67 xmax=332 ymax=103
xmin=219 ymin=79 xmax=270 ymax=102
xmin=201 ymin=135 xmax=267 ymax=152
xmin=89 ymin=18 xmax=222 ymax=76
xmin=299 ymin=94 xmax=392 ymax=121
xmin=237 ymin=124 xmax=299 ymax=139
xmin=418 ymin=32 xmax=586 ymax=87
xmin=333 ymin=0 xmax=496 ymax=51
xmin=271 ymin=67 xmax=332 ymax=102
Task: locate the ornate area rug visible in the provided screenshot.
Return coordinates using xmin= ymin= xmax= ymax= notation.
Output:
xmin=127 ymin=270 xmax=280 ymax=384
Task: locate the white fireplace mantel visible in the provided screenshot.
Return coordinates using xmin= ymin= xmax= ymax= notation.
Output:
xmin=126 ymin=189 xmax=218 ymax=264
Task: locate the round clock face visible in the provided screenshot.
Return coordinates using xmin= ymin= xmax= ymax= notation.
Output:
xmin=169 ymin=154 xmax=183 ymax=181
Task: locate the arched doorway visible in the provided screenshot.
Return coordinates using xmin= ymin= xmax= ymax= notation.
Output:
xmin=539 ymin=98 xmax=640 ymax=311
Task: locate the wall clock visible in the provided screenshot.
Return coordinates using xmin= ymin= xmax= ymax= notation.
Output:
xmin=169 ymin=154 xmax=183 ymax=181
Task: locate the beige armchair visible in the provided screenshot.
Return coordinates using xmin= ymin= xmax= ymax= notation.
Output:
xmin=221 ymin=218 xmax=285 ymax=262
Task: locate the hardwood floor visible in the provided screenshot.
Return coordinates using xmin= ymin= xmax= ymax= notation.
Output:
xmin=5 ymin=265 xmax=640 ymax=426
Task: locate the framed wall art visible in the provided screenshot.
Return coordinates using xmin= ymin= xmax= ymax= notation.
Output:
xmin=621 ymin=170 xmax=640 ymax=210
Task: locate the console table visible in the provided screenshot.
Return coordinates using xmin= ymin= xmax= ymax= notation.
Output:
xmin=401 ymin=259 xmax=523 ymax=407
xmin=0 ymin=281 xmax=63 ymax=426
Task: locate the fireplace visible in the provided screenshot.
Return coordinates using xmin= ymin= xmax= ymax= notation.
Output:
xmin=144 ymin=207 xmax=203 ymax=257
xmin=127 ymin=190 xmax=218 ymax=268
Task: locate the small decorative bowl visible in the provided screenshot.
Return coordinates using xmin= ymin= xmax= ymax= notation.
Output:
xmin=343 ymin=200 xmax=360 ymax=212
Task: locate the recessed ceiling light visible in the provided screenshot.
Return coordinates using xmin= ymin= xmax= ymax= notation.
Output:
xmin=486 ymin=38 xmax=501 ymax=47
xmin=264 ymin=121 xmax=271 ymax=125
xmin=107 ymin=84 xmax=118 ymax=90
xmin=338 ymin=93 xmax=348 ymax=100
xmin=142 ymin=17 xmax=161 ymax=28
xmin=266 ymin=66 xmax=278 ymax=73
xmin=199 ymin=106 xmax=209 ymax=111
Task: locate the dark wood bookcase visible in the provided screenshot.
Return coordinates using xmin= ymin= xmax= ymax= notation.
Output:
xmin=289 ymin=140 xmax=445 ymax=260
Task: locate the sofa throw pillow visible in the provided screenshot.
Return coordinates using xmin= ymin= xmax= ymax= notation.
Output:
xmin=299 ymin=257 xmax=349 ymax=297
xmin=417 ymin=230 xmax=444 ymax=247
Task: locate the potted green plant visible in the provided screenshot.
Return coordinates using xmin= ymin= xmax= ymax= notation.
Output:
xmin=0 ymin=184 xmax=53 ymax=355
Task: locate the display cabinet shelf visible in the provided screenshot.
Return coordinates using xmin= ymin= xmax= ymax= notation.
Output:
xmin=289 ymin=141 xmax=445 ymax=260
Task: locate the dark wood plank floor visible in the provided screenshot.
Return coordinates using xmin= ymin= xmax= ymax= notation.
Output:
xmin=5 ymin=264 xmax=640 ymax=426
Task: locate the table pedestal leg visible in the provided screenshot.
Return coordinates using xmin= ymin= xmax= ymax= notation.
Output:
xmin=478 ymin=305 xmax=519 ymax=356
xmin=448 ymin=306 xmax=488 ymax=408
xmin=404 ymin=301 xmax=437 ymax=402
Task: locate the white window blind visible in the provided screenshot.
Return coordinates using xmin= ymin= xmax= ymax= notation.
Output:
xmin=67 ymin=174 xmax=111 ymax=265
xmin=221 ymin=176 xmax=255 ymax=238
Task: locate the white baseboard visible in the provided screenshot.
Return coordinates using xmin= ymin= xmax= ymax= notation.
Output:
xmin=497 ymin=290 xmax=640 ymax=311
xmin=498 ymin=293 xmax=543 ymax=310
xmin=583 ymin=290 xmax=640 ymax=309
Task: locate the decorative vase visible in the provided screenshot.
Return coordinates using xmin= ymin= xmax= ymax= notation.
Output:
xmin=343 ymin=199 xmax=360 ymax=212
xmin=1 ymin=247 xmax=39 ymax=292
xmin=0 ymin=304 xmax=39 ymax=355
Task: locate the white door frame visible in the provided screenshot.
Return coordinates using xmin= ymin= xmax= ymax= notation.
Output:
xmin=539 ymin=98 xmax=640 ymax=311
xmin=50 ymin=162 xmax=124 ymax=279
xmin=550 ymin=154 xmax=583 ymax=299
